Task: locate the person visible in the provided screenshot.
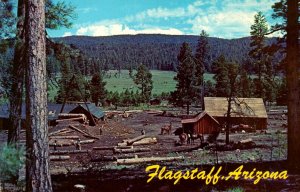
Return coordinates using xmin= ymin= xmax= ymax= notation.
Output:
xmin=54 ymin=140 xmax=57 ymax=151
xmin=99 ymin=127 xmax=103 ymax=135
xmin=141 ymin=129 xmax=145 ymax=135
xmin=76 ymin=138 xmax=81 ymax=150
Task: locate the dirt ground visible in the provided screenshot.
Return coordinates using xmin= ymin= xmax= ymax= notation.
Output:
xmin=0 ymin=107 xmax=292 ymax=191
xmin=43 ymin=107 xmax=288 ymax=175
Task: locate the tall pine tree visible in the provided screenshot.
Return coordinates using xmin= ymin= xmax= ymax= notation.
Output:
xmin=90 ymin=72 xmax=107 ymax=106
xmin=171 ymin=42 xmax=197 ymax=114
xmin=194 ymin=30 xmax=209 ymax=105
xmin=133 ymin=64 xmax=153 ymax=103
xmin=249 ymin=11 xmax=269 ymax=100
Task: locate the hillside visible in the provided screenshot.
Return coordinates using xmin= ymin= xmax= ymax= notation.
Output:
xmin=54 ymin=34 xmax=279 ymax=72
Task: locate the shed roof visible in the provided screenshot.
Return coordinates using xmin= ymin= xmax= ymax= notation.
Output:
xmin=181 ymin=111 xmax=219 ymax=125
xmin=204 ymin=97 xmax=267 ymax=118
xmin=70 ymin=103 xmax=104 ymax=119
xmin=0 ymin=103 xmax=78 ymax=120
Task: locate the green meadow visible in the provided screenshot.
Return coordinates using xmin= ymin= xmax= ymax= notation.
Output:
xmin=47 ymin=70 xmax=215 ymax=101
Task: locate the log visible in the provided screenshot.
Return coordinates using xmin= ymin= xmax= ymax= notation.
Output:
xmin=238 ymin=138 xmax=253 ymax=144
xmin=50 ymin=136 xmax=79 ymax=139
xmin=50 ymin=150 xmax=89 ymax=155
xmin=49 ymin=128 xmax=69 ymax=136
xmin=93 ymin=146 xmax=115 ymax=150
xmin=117 ymin=142 xmax=128 ymax=147
xmin=113 ymin=147 xmax=151 ymax=154
xmin=132 ymin=138 xmax=157 ymax=146
xmin=56 ymin=117 xmax=84 ymax=123
xmin=50 ymin=155 xmax=70 ymax=161
xmin=91 ymin=154 xmax=140 ymax=162
xmin=58 ymin=113 xmax=86 ymax=118
xmin=117 ymin=156 xmax=184 ymax=165
xmin=124 ymin=135 xmax=146 ymax=145
xmin=69 ymin=125 xmax=99 ymax=140
xmin=54 ymin=130 xmax=75 ymax=135
xmin=79 ymin=139 xmax=95 ymax=144
xmin=49 ymin=142 xmax=73 ymax=147
xmin=93 ymin=146 xmax=133 ymax=150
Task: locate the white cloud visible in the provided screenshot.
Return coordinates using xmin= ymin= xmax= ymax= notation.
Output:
xmin=70 ymin=0 xmax=276 ymax=38
xmin=77 ymin=7 xmax=98 ymax=14
xmin=75 ymin=23 xmax=183 ymax=36
xmin=63 ymin=32 xmax=72 ymax=37
xmin=185 ymin=0 xmax=275 ymax=38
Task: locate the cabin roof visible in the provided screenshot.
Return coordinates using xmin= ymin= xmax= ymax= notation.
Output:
xmin=70 ymin=104 xmax=105 ymax=119
xmin=181 ymin=111 xmax=219 ymax=125
xmin=204 ymin=97 xmax=267 ymax=118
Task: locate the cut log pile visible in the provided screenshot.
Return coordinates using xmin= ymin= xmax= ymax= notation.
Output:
xmin=48 ymin=115 xmax=100 ymax=161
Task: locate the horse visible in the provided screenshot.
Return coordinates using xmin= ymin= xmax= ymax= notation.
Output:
xmin=189 ymin=134 xmax=204 ymax=145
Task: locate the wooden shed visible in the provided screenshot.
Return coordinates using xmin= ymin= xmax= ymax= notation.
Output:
xmin=204 ymin=97 xmax=268 ymax=129
xmin=69 ymin=103 xmax=105 ymax=126
xmin=181 ymin=111 xmax=220 ymax=135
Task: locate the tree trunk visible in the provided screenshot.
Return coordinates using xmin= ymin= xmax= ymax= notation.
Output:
xmin=25 ymin=0 xmax=52 ymax=191
xmin=225 ymin=97 xmax=232 ymax=145
xmin=7 ymin=0 xmax=25 ymax=145
xmin=187 ymin=103 xmax=190 ymax=114
xmin=287 ymin=0 xmax=300 ymax=171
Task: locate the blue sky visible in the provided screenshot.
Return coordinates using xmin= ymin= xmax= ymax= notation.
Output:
xmin=48 ymin=0 xmax=277 ymax=39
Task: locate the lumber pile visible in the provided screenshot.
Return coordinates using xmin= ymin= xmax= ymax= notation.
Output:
xmin=69 ymin=125 xmax=99 ymax=140
xmin=117 ymin=156 xmax=184 ymax=165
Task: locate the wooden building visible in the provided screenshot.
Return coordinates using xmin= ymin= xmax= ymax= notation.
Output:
xmin=69 ymin=103 xmax=105 ymax=126
xmin=204 ymin=97 xmax=268 ymax=129
xmin=181 ymin=111 xmax=220 ymax=135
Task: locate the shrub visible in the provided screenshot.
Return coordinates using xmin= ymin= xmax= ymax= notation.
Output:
xmin=0 ymin=144 xmax=25 ymax=184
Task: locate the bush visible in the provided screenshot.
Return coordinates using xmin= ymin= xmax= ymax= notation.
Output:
xmin=0 ymin=144 xmax=25 ymax=184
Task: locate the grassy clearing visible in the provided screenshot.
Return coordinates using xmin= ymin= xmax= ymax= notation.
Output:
xmin=47 ymin=70 xmax=215 ymax=102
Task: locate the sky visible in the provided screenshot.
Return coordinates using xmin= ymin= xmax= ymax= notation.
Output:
xmin=47 ymin=0 xmax=278 ymax=39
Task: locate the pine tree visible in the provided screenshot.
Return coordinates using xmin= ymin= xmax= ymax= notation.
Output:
xmin=171 ymin=42 xmax=197 ymax=114
xmin=213 ymin=55 xmax=239 ymax=144
xmin=194 ymin=30 xmax=209 ymax=104
xmin=133 ymin=64 xmax=153 ymax=103
xmin=25 ymin=0 xmax=52 ymax=190
xmin=213 ymin=55 xmax=229 ymax=97
xmin=238 ymin=64 xmax=252 ymax=97
xmin=249 ymin=11 xmax=269 ymax=100
xmin=285 ymin=0 xmax=300 ymax=170
xmin=90 ymin=72 xmax=107 ymax=106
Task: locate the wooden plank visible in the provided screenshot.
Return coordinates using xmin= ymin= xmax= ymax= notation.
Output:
xmin=117 ymin=156 xmax=184 ymax=165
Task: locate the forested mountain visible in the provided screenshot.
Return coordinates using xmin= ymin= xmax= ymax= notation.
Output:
xmin=54 ymin=34 xmax=280 ymax=73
